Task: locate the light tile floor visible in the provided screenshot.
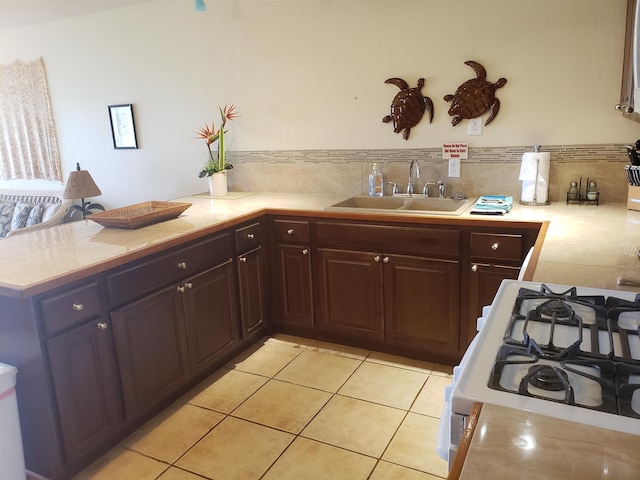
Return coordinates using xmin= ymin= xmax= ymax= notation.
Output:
xmin=74 ymin=335 xmax=453 ymax=480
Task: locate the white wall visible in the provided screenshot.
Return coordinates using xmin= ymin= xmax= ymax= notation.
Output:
xmin=0 ymin=0 xmax=637 ymax=207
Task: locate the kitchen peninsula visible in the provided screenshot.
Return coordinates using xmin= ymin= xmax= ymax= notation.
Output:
xmin=1 ymin=192 xmax=639 ymax=479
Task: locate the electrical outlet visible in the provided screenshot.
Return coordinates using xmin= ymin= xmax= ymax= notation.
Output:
xmin=468 ymin=117 xmax=482 ymax=136
xmin=448 ymin=158 xmax=460 ymax=178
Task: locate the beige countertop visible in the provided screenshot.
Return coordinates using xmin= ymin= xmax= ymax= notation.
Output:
xmin=3 ymin=191 xmax=640 ymax=298
xmin=458 ymin=404 xmax=640 ymax=480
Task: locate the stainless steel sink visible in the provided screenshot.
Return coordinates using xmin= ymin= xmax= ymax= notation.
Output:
xmin=326 ymin=196 xmax=474 ymax=216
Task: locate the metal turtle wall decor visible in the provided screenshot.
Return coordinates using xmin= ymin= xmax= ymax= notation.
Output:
xmin=444 ymin=61 xmax=507 ymax=127
xmin=382 ymin=77 xmax=434 ymax=140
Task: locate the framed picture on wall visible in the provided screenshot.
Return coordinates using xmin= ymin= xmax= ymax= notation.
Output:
xmin=108 ymin=104 xmax=138 ymax=149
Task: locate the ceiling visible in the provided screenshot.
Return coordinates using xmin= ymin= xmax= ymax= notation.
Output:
xmin=0 ymin=0 xmax=150 ymax=30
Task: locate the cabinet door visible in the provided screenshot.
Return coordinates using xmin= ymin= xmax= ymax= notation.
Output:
xmin=183 ymin=260 xmax=241 ymax=376
xmin=383 ymin=254 xmax=460 ymax=354
xmin=111 ymin=287 xmax=190 ymax=421
xmin=275 ymin=243 xmax=314 ymax=327
xmin=237 ymin=247 xmax=266 ymax=337
xmin=317 ymin=248 xmax=384 ymax=339
xmin=467 ymin=262 xmax=520 ymax=342
xmin=46 ymin=319 xmax=123 ymax=463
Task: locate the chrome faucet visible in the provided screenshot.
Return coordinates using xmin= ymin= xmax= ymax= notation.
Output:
xmin=422 ymin=182 xmax=436 ymax=197
xmin=407 ymin=159 xmax=420 ymax=196
xmin=437 ymin=180 xmax=446 ymax=198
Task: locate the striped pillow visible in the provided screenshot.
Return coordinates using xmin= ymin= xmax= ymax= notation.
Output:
xmin=0 ymin=203 xmax=15 ymax=237
xmin=11 ymin=203 xmax=32 ymax=231
xmin=26 ymin=205 xmax=44 ymax=226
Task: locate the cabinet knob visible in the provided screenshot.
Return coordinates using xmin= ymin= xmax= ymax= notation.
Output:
xmin=239 ymin=257 xmax=247 ymax=263
xmin=491 ymin=242 xmax=499 ymax=251
xmin=177 ymin=285 xmax=185 ymax=293
xmin=383 ymin=256 xmax=389 ymax=263
xmin=185 ymin=282 xmax=193 ymax=289
xmin=374 ymin=255 xmax=381 ymax=262
xmin=471 ymin=264 xmax=478 ymax=272
xmin=96 ymin=322 xmax=108 ymax=330
xmin=177 ymin=262 xmax=187 ymax=269
xmin=247 ymin=233 xmax=255 ymax=239
xmin=72 ymin=303 xmax=84 ymax=311
xmin=287 ymin=228 xmax=294 ymax=235
xmin=302 ymin=248 xmax=309 ymax=255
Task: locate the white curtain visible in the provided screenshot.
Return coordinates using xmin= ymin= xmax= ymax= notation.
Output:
xmin=0 ymin=57 xmax=63 ymax=181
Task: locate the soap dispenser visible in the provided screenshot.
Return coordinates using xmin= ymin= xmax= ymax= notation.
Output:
xmin=369 ymin=163 xmax=383 ymax=197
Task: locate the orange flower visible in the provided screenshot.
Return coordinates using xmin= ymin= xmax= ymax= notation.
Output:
xmin=197 ymin=105 xmax=239 ymax=177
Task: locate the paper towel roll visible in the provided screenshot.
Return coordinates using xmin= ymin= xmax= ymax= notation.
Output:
xmin=519 ymin=151 xmax=550 ymax=204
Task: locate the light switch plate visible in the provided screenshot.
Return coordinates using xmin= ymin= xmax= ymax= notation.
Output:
xmin=448 ymin=158 xmax=460 ymax=178
xmin=468 ymin=117 xmax=482 ymax=136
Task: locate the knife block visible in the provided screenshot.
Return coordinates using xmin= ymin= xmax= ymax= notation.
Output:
xmin=627 ymin=185 xmax=640 ymax=211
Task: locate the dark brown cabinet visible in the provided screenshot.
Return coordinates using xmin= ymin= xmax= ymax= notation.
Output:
xmin=110 ymin=285 xmax=190 ymax=420
xmin=272 ymin=217 xmax=314 ymax=328
xmin=237 ymin=246 xmax=266 ymax=336
xmin=109 ymin=240 xmax=241 ymax=420
xmin=314 ymin=220 xmax=462 ymax=359
xmin=235 ymin=220 xmax=267 ymax=338
xmin=46 ymin=316 xmax=123 ymax=464
xmin=384 ymin=254 xmax=460 ymax=354
xmin=317 ymin=247 xmax=384 ymax=339
xmin=0 ymin=211 xmax=542 ymax=479
xmin=317 ymin=248 xmax=460 ymax=354
xmin=464 ymin=231 xmax=533 ymax=346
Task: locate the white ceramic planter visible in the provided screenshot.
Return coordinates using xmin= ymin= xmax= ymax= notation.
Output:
xmin=207 ymin=171 xmax=228 ymax=197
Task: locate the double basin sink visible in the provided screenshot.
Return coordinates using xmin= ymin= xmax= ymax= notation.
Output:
xmin=326 ymin=195 xmax=474 ymax=216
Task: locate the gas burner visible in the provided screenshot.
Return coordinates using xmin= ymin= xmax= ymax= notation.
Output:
xmin=537 ymin=299 xmax=573 ymax=319
xmin=488 ymin=344 xmax=619 ymax=414
xmin=526 ymin=365 xmax=569 ymax=391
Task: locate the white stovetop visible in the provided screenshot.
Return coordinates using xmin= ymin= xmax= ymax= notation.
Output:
xmin=451 ymin=279 xmax=640 ymax=436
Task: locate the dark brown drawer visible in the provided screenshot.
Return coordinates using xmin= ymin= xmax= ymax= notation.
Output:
xmin=40 ymin=281 xmax=102 ymax=335
xmin=107 ymin=232 xmax=233 ymax=306
xmin=235 ymin=221 xmax=263 ymax=252
xmin=315 ymin=221 xmax=459 ymax=257
xmin=273 ymin=218 xmax=311 ymax=244
xmin=470 ymin=232 xmax=523 ymax=261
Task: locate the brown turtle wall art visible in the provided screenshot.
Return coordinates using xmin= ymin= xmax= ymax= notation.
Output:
xmin=382 ymin=77 xmax=434 ymax=140
xmin=444 ymin=61 xmax=507 ymax=127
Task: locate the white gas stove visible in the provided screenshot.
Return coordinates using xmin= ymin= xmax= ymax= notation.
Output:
xmin=448 ymin=280 xmax=640 ymax=461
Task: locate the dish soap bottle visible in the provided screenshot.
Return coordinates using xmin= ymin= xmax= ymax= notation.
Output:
xmin=369 ymin=163 xmax=383 ymax=197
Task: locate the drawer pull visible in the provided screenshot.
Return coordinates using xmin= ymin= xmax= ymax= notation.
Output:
xmin=247 ymin=233 xmax=255 ymax=239
xmin=491 ymin=243 xmax=499 ymax=251
xmin=302 ymin=248 xmax=309 ymax=255
xmin=72 ymin=303 xmax=84 ymax=312
xmin=239 ymin=257 xmax=247 ymax=263
xmin=177 ymin=262 xmax=187 ymax=269
xmin=383 ymin=256 xmax=389 ymax=263
xmin=287 ymin=228 xmax=294 ymax=235
xmin=471 ymin=264 xmax=478 ymax=272
xmin=96 ymin=322 xmax=108 ymax=330
xmin=374 ymin=255 xmax=381 ymax=262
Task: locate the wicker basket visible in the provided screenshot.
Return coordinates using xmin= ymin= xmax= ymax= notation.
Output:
xmin=88 ymin=201 xmax=191 ymax=229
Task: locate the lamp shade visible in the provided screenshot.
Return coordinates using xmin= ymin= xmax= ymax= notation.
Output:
xmin=63 ymin=163 xmax=102 ymax=200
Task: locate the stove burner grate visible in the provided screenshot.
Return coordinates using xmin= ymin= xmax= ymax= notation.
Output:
xmin=526 ymin=365 xmax=570 ymax=392
xmin=488 ymin=344 xmax=620 ymax=415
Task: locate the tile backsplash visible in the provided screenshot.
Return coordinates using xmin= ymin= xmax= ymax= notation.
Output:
xmin=227 ymin=144 xmax=630 ymax=203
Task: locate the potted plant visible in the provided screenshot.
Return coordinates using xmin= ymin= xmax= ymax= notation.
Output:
xmin=197 ymin=104 xmax=238 ymax=196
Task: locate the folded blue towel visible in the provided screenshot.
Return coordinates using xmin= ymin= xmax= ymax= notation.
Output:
xmin=470 ymin=196 xmax=513 ymax=215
